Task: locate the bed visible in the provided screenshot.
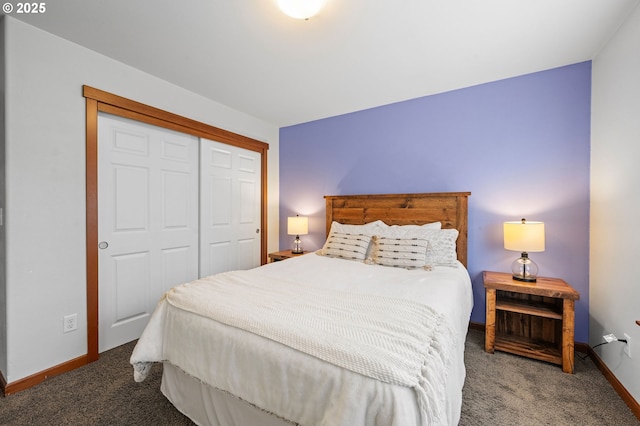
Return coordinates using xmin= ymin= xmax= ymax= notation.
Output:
xmin=131 ymin=192 xmax=472 ymax=426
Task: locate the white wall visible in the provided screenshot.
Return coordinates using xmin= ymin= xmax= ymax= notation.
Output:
xmin=590 ymin=4 xmax=640 ymax=403
xmin=1 ymin=17 xmax=279 ymax=383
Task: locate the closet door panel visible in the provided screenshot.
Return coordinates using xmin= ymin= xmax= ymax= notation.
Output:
xmin=200 ymin=139 xmax=261 ymax=277
xmin=98 ymin=113 xmax=199 ymax=352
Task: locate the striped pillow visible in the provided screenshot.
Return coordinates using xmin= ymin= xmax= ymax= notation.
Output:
xmin=321 ymin=232 xmax=372 ymax=261
xmin=369 ymin=235 xmax=430 ymax=269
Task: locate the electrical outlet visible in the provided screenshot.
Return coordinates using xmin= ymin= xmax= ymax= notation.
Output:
xmin=603 ymin=333 xmax=617 ymax=343
xmin=63 ymin=314 xmax=78 ymax=333
xmin=623 ymin=333 xmax=631 ymax=358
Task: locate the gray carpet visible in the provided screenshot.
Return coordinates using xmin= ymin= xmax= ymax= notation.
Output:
xmin=460 ymin=329 xmax=638 ymax=425
xmin=0 ymin=328 xmax=637 ymax=425
xmin=0 ymin=343 xmax=193 ymax=426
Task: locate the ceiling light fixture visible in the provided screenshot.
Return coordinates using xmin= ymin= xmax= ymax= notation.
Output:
xmin=277 ymin=0 xmax=327 ymax=20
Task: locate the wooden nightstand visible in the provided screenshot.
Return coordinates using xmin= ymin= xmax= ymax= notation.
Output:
xmin=268 ymin=250 xmax=305 ymax=262
xmin=483 ymin=271 xmax=580 ymax=373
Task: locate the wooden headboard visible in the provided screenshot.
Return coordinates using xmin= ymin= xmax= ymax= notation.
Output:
xmin=324 ymin=192 xmax=471 ymax=267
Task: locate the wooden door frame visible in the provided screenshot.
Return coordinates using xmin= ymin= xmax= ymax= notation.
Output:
xmin=84 ymin=85 xmax=269 ymax=361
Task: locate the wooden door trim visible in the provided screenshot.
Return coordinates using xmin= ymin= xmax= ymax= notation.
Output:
xmin=83 ymin=86 xmax=269 ymax=361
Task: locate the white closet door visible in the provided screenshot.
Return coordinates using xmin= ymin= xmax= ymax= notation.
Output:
xmin=200 ymin=138 xmax=261 ymax=277
xmin=98 ymin=113 xmax=199 ymax=352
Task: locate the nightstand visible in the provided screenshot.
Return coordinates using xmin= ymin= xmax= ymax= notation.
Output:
xmin=268 ymin=250 xmax=305 ymax=262
xmin=483 ymin=271 xmax=580 ymax=373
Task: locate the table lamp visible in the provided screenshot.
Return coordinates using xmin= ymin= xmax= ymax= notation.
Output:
xmin=288 ymin=215 xmax=308 ymax=254
xmin=503 ymin=218 xmax=545 ymax=282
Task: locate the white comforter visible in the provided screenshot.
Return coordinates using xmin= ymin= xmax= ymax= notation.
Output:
xmin=131 ymin=253 xmax=473 ymax=426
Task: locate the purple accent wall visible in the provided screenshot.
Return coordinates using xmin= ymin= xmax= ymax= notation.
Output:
xmin=279 ymin=62 xmax=591 ymax=343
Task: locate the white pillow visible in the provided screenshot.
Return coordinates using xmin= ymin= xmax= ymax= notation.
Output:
xmin=326 ymin=220 xmax=388 ymax=236
xmin=377 ymin=222 xmax=442 ymax=239
xmin=368 ymin=236 xmax=430 ymax=269
xmin=423 ymin=228 xmax=459 ymax=267
xmin=320 ymin=232 xmax=372 ymax=262
xmin=390 ymin=221 xmax=442 ymax=229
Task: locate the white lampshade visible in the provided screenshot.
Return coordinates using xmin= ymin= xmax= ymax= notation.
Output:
xmin=504 ymin=219 xmax=545 ymax=252
xmin=287 ymin=216 xmax=308 ymax=236
xmin=277 ymin=0 xmax=327 ymax=19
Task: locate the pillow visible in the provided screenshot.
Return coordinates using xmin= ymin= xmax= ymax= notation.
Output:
xmin=423 ymin=228 xmax=459 ymax=267
xmin=368 ymin=236 xmax=430 ymax=269
xmin=321 ymin=220 xmax=387 ymax=258
xmin=375 ymin=222 xmax=442 ymax=239
xmin=320 ymin=232 xmax=372 ymax=261
xmin=388 ymin=221 xmax=442 ymax=230
xmin=326 ymin=220 xmax=388 ymax=236
xmin=366 ymin=223 xmax=442 ymax=267
xmin=367 ymin=228 xmax=459 ymax=269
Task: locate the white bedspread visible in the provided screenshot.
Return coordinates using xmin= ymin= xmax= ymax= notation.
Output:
xmin=131 ymin=253 xmax=473 ymax=426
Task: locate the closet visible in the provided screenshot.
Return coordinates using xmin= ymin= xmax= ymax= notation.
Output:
xmin=85 ymin=86 xmax=268 ymax=356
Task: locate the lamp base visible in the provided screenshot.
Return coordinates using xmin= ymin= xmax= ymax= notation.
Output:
xmin=291 ymin=236 xmax=303 ymax=254
xmin=512 ymin=274 xmax=537 ymax=283
xmin=511 ymin=252 xmax=538 ymax=283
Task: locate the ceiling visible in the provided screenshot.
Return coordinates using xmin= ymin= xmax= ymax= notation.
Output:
xmin=9 ymin=0 xmax=640 ymax=127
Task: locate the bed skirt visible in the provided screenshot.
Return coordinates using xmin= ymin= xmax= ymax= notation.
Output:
xmin=161 ymin=363 xmax=295 ymax=426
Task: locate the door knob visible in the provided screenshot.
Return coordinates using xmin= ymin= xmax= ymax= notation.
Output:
xmin=98 ymin=241 xmax=109 ymax=249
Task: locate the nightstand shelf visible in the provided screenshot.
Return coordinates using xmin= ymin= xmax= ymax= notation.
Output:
xmin=494 ymin=332 xmax=562 ymax=365
xmin=495 ymin=298 xmax=562 ymax=320
xmin=484 ymin=271 xmax=580 ymax=373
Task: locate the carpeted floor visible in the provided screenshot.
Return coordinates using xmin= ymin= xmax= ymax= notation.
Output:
xmin=0 ymin=328 xmax=637 ymax=425
xmin=460 ymin=329 xmax=638 ymax=425
xmin=0 ymin=343 xmax=193 ymax=426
